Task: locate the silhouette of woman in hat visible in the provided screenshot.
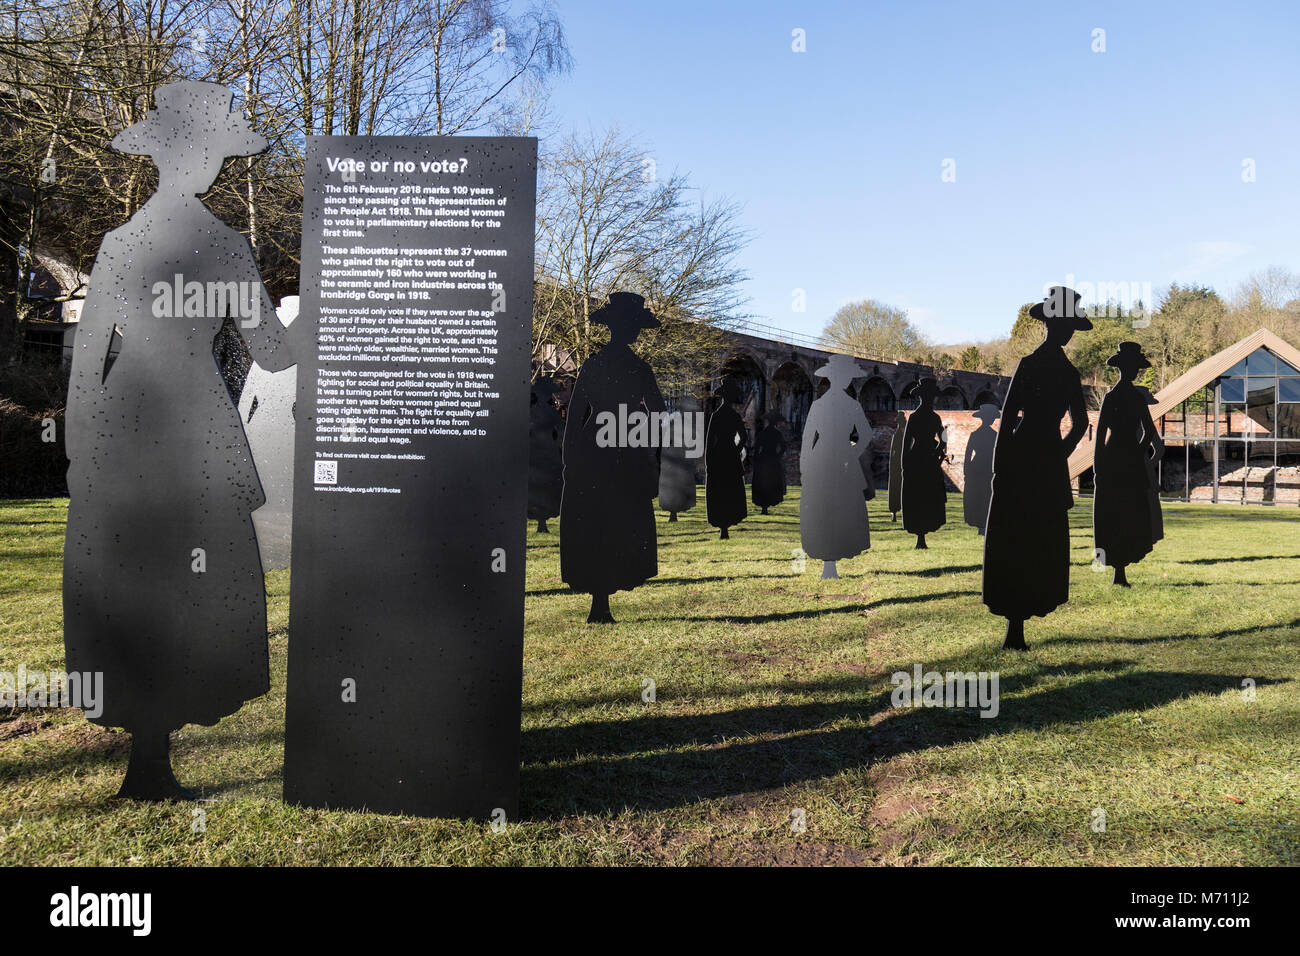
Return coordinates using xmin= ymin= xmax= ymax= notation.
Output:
xmin=901 ymin=376 xmax=947 ymax=549
xmin=705 ymin=378 xmax=749 ymax=539
xmin=963 ymin=404 xmax=1000 ymax=535
xmin=983 ymin=287 xmax=1090 ymax=649
xmin=887 ymin=410 xmax=906 ymax=521
xmin=63 ymin=81 xmax=301 ymax=799
xmin=799 ymin=354 xmax=873 ymax=579
xmin=750 ymin=413 xmax=787 ymax=514
xmin=1093 ymin=342 xmax=1161 ymax=586
xmin=528 ymin=376 xmax=565 ymax=533
xmin=560 ymin=292 xmax=665 ymax=622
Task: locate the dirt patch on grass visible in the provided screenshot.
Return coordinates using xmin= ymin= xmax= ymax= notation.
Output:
xmin=49 ymin=722 xmax=130 ymax=757
xmin=714 ymin=649 xmax=874 ymax=676
xmin=0 ymin=717 xmax=49 ymax=740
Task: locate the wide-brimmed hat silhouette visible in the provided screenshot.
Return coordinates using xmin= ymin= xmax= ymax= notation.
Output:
xmin=715 ymin=378 xmax=746 ymax=404
xmin=813 ymin=353 xmax=864 ymax=388
xmin=1107 ymin=341 xmax=1151 ymax=370
xmin=901 ymin=375 xmax=939 ymax=401
xmin=591 ymin=291 xmax=660 ymax=332
xmin=1028 ymin=286 xmax=1092 ymax=330
xmin=972 ymin=403 xmax=1001 ymax=423
xmin=112 ymin=81 xmax=267 ymax=159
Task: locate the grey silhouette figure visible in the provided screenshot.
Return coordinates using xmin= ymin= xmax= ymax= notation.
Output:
xmin=1093 ymin=342 xmax=1162 ymax=586
xmin=750 ymin=414 xmax=787 ymax=514
xmin=238 ymin=296 xmax=300 ymax=569
xmin=963 ymin=403 xmax=1000 ymax=535
xmin=705 ymin=378 xmax=748 ymax=539
xmin=983 ymin=287 xmax=1090 ymax=650
xmin=887 ymin=410 xmax=906 ymax=520
xmin=1137 ymin=385 xmax=1166 ymax=547
xmin=658 ymin=395 xmax=699 ymax=521
xmin=799 ymin=354 xmax=872 ymax=579
xmin=901 ymin=377 xmax=947 ymax=549
xmin=63 ymin=81 xmax=299 ymax=800
xmin=560 ymin=292 xmax=664 ymax=623
xmin=528 ymin=376 xmax=565 ymax=533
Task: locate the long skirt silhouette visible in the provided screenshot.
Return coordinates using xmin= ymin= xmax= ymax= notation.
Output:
xmin=751 ymin=423 xmax=787 ymax=510
xmin=658 ymin=445 xmax=697 ymax=518
xmin=528 ymin=385 xmax=565 ymax=529
xmin=705 ymin=403 xmax=748 ymax=530
xmin=800 ymin=392 xmax=872 ymax=560
xmin=901 ymin=408 xmax=946 ymax=535
xmin=983 ymin=347 xmax=1086 ymax=619
xmin=887 ymin=412 xmax=905 ymax=516
xmin=64 ymin=200 xmax=293 ymax=732
xmin=963 ymin=414 xmax=998 ymax=533
xmin=560 ymin=345 xmax=662 ymax=594
xmin=1139 ymin=391 xmax=1166 ymax=545
xmin=1093 ymin=380 xmax=1157 ymax=568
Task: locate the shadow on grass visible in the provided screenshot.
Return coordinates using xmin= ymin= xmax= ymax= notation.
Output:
xmin=526 ymin=574 xmax=797 ymax=598
xmin=519 ymin=666 xmax=1273 ymax=817
xmin=1048 ymin=616 xmax=1300 ymax=648
xmin=1178 ymin=553 xmax=1300 ymax=565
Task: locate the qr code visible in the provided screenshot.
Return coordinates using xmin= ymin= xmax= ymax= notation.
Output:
xmin=314 ymin=460 xmax=338 ymax=485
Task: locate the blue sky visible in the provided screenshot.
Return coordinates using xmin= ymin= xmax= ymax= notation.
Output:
xmin=544 ymin=0 xmax=1300 ymax=344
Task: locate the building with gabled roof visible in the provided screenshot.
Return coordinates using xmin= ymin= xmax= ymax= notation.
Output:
xmin=1069 ymin=328 xmax=1300 ymax=504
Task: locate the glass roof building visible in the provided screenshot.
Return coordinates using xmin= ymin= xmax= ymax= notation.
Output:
xmin=1069 ymin=329 xmax=1300 ymax=505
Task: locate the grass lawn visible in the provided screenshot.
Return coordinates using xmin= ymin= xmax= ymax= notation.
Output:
xmin=1 ymin=491 xmax=1297 ymax=865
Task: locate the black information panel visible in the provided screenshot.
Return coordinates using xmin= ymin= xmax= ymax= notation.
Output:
xmin=284 ymin=136 xmax=536 ymax=819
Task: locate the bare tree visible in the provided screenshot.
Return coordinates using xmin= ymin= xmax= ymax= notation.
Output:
xmin=533 ymin=127 xmax=750 ymax=394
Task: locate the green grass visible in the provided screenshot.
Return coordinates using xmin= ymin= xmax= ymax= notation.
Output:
xmin=1 ymin=491 xmax=1298 ymax=865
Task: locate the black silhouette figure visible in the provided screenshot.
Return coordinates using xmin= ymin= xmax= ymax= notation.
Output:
xmin=983 ymin=287 xmax=1090 ymax=650
xmin=705 ymin=378 xmax=749 ymax=539
xmin=900 ymin=377 xmax=947 ymax=549
xmin=528 ymin=376 xmax=565 ymax=533
xmin=887 ymin=410 xmax=906 ymax=520
xmin=1137 ymin=385 xmax=1166 ymax=547
xmin=1093 ymin=342 xmax=1162 ymax=586
xmin=799 ymin=354 xmax=873 ymax=579
xmin=750 ymin=414 xmax=787 ymax=514
xmin=559 ymin=292 xmax=664 ymax=623
xmin=963 ymin=403 xmax=1000 ymax=535
xmin=63 ymin=82 xmax=299 ymax=800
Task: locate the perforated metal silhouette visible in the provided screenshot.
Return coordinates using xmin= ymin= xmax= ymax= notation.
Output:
xmin=799 ymin=354 xmax=872 ymax=579
xmin=239 ymin=296 xmax=300 ymax=569
xmin=1093 ymin=342 xmax=1163 ymax=586
xmin=900 ymin=377 xmax=947 ymax=549
xmin=750 ymin=414 xmax=787 ymax=514
xmin=528 ymin=376 xmax=565 ymax=533
xmin=983 ymin=287 xmax=1090 ymax=650
xmin=887 ymin=410 xmax=906 ymax=520
xmin=63 ymin=81 xmax=296 ymax=800
xmin=560 ymin=292 xmax=664 ymax=623
xmin=705 ymin=378 xmax=748 ymax=539
xmin=963 ymin=404 xmax=1000 ymax=535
